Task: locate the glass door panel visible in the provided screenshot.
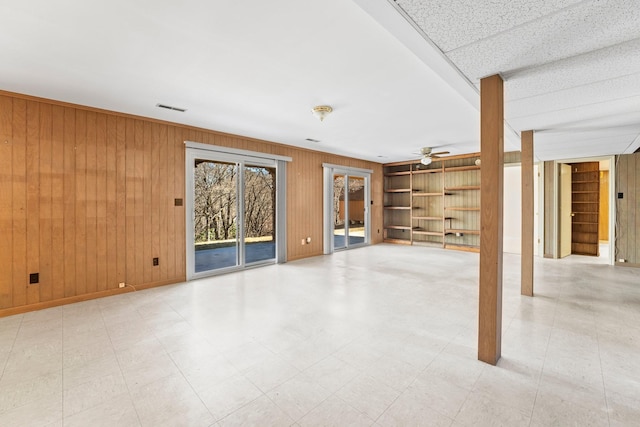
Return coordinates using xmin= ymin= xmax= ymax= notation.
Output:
xmin=347 ymin=176 xmax=366 ymax=246
xmin=243 ymin=164 xmax=276 ymax=264
xmin=193 ymin=160 xmax=238 ymax=272
xmin=333 ymin=174 xmax=346 ymax=249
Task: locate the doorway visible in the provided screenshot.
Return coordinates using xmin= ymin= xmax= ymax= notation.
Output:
xmin=556 ymin=157 xmax=614 ymax=263
xmin=186 ymin=143 xmax=290 ymax=279
xmin=323 ymin=164 xmax=372 ymax=254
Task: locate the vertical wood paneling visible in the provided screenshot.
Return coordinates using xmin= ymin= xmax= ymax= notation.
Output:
xmin=106 ymin=115 xmax=118 ymax=289
xmin=0 ymin=96 xmax=13 ymax=308
xmin=96 ymin=114 xmax=108 ymax=292
xmin=38 ymin=104 xmax=52 ymax=302
xmin=166 ymin=126 xmax=176 ymax=279
xmin=159 ymin=124 xmax=168 ymax=280
xmin=85 ymin=112 xmax=97 ymax=294
xmin=174 ymin=128 xmax=186 ymax=278
xmin=51 ymin=106 xmax=65 ymax=300
xmin=115 ymin=117 xmax=126 ymax=285
xmin=75 ymin=110 xmax=87 ymax=296
xmin=13 ymin=99 xmax=27 ymax=307
xmin=26 ymin=101 xmax=41 ymax=305
xmin=0 ymin=92 xmax=385 ymax=313
xmin=151 ymin=123 xmax=161 ymax=282
xmin=143 ymin=122 xmax=153 ymax=283
xmin=125 ymin=118 xmax=136 ymax=285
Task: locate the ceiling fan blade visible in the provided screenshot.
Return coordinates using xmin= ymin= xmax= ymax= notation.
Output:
xmin=431 ymin=151 xmax=450 ymax=157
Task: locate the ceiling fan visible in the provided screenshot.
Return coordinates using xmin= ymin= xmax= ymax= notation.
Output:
xmin=417 ymin=147 xmax=450 ymax=165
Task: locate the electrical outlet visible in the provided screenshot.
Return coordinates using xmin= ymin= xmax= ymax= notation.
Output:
xmin=29 ymin=273 xmax=39 ymax=284
xmin=153 ymin=257 xmax=159 ymax=266
xmin=306 ymin=237 xmax=311 ymax=244
xmin=618 ymin=258 xmax=626 ymax=263
xmin=119 ymin=282 xmax=126 ymax=288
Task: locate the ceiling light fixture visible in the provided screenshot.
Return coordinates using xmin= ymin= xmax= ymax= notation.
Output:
xmin=420 ymin=156 xmax=432 ymax=166
xmin=311 ymin=105 xmax=332 ymax=121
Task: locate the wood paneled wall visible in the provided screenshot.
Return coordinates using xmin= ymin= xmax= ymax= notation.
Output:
xmin=0 ymin=91 xmax=383 ymax=313
xmin=616 ymin=153 xmax=639 ymax=266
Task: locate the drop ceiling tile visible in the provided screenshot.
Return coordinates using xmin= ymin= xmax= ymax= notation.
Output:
xmin=446 ymin=0 xmax=640 ymax=81
xmin=506 ymin=96 xmax=640 ymax=131
xmin=506 ymin=73 xmax=640 ymax=119
xmin=534 ymin=134 xmax=635 ymax=160
xmin=395 ymin=0 xmax=583 ymax=52
xmin=505 ymin=39 xmax=640 ymax=100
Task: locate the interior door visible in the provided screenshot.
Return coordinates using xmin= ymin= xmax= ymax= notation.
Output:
xmin=559 ymin=163 xmax=572 ymax=258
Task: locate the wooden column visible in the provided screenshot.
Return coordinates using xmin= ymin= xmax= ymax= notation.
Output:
xmin=478 ymin=74 xmax=504 ymax=365
xmin=521 ymin=130 xmax=534 ymax=296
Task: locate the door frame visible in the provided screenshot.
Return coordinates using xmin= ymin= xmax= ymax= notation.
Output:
xmin=185 ymin=141 xmax=291 ymax=280
xmin=322 ymin=164 xmax=373 ymax=254
xmin=551 ymin=155 xmax=616 ymax=265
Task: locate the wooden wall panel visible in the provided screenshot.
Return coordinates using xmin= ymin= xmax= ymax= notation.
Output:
xmin=26 ymin=101 xmax=40 ymax=305
xmin=96 ymin=114 xmax=108 ymax=292
xmin=13 ymin=99 xmax=27 ymax=308
xmin=85 ymin=111 xmax=97 ymax=294
xmin=616 ymin=153 xmax=639 ymax=265
xmin=0 ymin=91 xmax=384 ymax=314
xmin=51 ymin=106 xmax=65 ymax=300
xmin=39 ymin=103 xmax=53 ymax=302
xmin=0 ymin=96 xmax=13 ymax=308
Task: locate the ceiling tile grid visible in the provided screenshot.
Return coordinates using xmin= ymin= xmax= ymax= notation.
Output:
xmin=394 ymin=0 xmax=584 ymax=53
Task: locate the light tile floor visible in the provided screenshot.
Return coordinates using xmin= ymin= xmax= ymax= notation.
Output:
xmin=0 ymin=244 xmax=639 ymax=426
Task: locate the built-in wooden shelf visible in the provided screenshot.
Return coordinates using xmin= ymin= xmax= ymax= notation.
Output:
xmin=384 ymin=151 xmax=481 ymax=251
xmin=572 ymin=180 xmax=599 ymax=184
xmin=413 ymin=168 xmax=443 ymax=174
xmin=413 ymin=230 xmax=443 ymax=236
xmin=572 ymin=201 xmax=599 ymax=204
xmin=444 ymin=186 xmax=480 ymax=191
xmin=384 ymin=225 xmax=413 ymax=230
xmin=445 ymin=165 xmax=480 ymax=172
xmin=413 ymin=192 xmax=445 ymax=197
xmin=384 ymin=188 xmax=411 ymax=193
xmin=384 ymin=171 xmax=411 ymax=177
xmin=445 ymin=229 xmax=480 ymax=235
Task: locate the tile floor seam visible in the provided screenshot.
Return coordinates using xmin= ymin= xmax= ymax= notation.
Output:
xmin=0 ymin=315 xmax=24 ymax=384
xmin=96 ymin=302 xmax=144 ymax=427
xmin=594 ymin=314 xmax=612 ymax=427
xmin=213 ymin=392 xmax=265 ymax=424
xmin=526 ymin=286 xmax=560 ymax=427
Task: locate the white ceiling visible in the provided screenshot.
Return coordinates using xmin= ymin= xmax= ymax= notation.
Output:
xmin=1 ymin=0 xmax=638 ymax=163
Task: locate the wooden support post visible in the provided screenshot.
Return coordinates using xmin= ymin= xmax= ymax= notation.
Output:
xmin=521 ymin=130 xmax=534 ymax=296
xmin=478 ymin=74 xmax=504 ymax=365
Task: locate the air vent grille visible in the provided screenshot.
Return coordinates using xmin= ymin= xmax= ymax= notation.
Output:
xmin=156 ymin=103 xmax=187 ymax=112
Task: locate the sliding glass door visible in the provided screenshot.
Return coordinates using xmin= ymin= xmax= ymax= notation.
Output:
xmin=193 ymin=160 xmax=240 ymax=272
xmin=187 ymin=146 xmax=283 ymax=279
xmin=243 ymin=164 xmax=276 ymax=264
xmin=324 ymin=164 xmax=371 ymax=254
xmin=332 ymin=174 xmax=367 ymax=249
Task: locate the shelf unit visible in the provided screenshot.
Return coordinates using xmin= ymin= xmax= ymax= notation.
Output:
xmin=383 ymin=152 xmax=481 ymax=251
xmin=443 ymin=159 xmax=481 ymax=252
xmin=571 ymin=162 xmax=600 ymax=256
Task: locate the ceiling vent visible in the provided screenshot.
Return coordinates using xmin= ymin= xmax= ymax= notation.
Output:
xmin=156 ymin=103 xmax=187 ymax=112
